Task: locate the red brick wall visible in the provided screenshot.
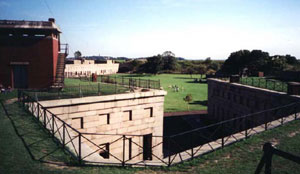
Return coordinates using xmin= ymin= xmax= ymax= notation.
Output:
xmin=0 ymin=35 xmax=59 ymax=88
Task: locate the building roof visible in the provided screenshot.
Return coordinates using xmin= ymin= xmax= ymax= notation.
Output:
xmin=0 ymin=18 xmax=61 ymax=33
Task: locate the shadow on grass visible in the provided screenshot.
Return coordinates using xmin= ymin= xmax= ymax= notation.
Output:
xmin=0 ymin=101 xmax=77 ymax=167
xmin=173 ymin=77 xmax=194 ymax=80
xmin=190 ymin=100 xmax=208 ymax=106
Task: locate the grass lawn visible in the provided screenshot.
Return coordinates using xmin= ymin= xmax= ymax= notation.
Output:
xmin=1 ymin=92 xmax=300 ymax=173
xmin=107 ymin=74 xmax=208 ymax=112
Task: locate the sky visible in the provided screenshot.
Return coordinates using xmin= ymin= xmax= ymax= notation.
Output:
xmin=1 ymin=0 xmax=300 ymax=59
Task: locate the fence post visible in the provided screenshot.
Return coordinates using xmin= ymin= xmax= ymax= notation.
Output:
xmin=22 ymin=92 xmax=25 ymax=108
xmin=295 ymin=105 xmax=298 ymax=120
xmin=52 ymin=114 xmax=55 ymax=138
xmin=122 ymin=135 xmax=125 ymax=167
xmin=98 ymin=82 xmax=100 ymax=95
xmin=37 ymin=104 xmax=40 ymax=121
xmin=263 ymin=143 xmax=273 ymax=174
xmin=191 ymin=132 xmax=194 ymax=159
xmin=139 ymin=78 xmax=141 ymax=87
xmin=221 ymin=122 xmax=224 ymax=148
xmin=44 ymin=109 xmax=47 ymax=128
xmin=31 ymin=99 xmax=34 ymax=113
xmin=168 ymin=137 xmax=171 ymax=166
xmin=122 ymin=76 xmax=124 ymax=85
xmin=245 ymin=117 xmax=248 ymax=139
xmin=63 ymin=122 xmax=65 ymax=149
xmin=78 ymin=133 xmax=82 ymax=165
xmin=148 ymin=79 xmax=150 ymax=89
xmin=115 ymin=76 xmax=117 ymax=94
xmin=79 ymin=84 xmax=82 ymax=97
xmin=159 ymin=79 xmax=161 ymax=89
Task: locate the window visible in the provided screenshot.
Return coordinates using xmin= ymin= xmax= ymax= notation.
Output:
xmin=99 ymin=143 xmax=109 ymax=159
xmin=124 ymin=110 xmax=132 ymax=121
xmin=145 ymin=107 xmax=153 ymax=117
xmin=72 ymin=117 xmax=83 ymax=129
xmin=99 ymin=113 xmax=110 ymax=124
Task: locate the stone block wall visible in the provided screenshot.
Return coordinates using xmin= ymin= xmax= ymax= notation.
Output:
xmin=39 ymin=90 xmax=166 ymax=161
xmin=207 ymin=78 xmax=300 ymax=122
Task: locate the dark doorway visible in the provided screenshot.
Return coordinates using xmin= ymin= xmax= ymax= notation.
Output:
xmin=143 ymin=134 xmax=152 ymax=160
xmin=13 ymin=65 xmax=28 ymax=88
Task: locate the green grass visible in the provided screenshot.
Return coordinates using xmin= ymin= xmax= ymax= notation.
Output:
xmin=0 ymin=93 xmax=138 ymax=174
xmin=108 ymin=74 xmax=208 ymax=112
xmin=141 ymin=120 xmax=300 ymax=174
xmin=1 ymin=92 xmax=300 ymax=173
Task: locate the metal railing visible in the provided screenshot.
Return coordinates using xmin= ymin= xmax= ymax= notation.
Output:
xmin=60 ymin=43 xmax=69 ymax=55
xmin=23 ymin=83 xmax=130 ymax=101
xmin=99 ymin=76 xmax=161 ymax=90
xmin=18 ymin=90 xmax=300 ymax=167
xmin=239 ymin=78 xmax=288 ymax=93
xmin=255 ymin=142 xmax=300 ymax=174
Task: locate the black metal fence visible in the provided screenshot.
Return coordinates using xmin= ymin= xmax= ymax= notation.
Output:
xmin=255 ymin=142 xmax=300 ymax=174
xmin=99 ymin=75 xmax=161 ymax=90
xmin=18 ymin=90 xmax=300 ymax=167
xmin=23 ymin=83 xmax=130 ymax=101
xmin=239 ymin=78 xmax=288 ymax=93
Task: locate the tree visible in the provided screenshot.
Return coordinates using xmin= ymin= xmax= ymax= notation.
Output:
xmin=74 ymin=51 xmax=82 ymax=59
xmin=221 ymin=49 xmax=270 ymax=76
xmin=162 ymin=51 xmax=177 ymax=71
xmin=187 ymin=66 xmax=196 ymax=78
xmin=208 ymin=61 xmax=221 ymax=71
xmin=144 ymin=55 xmax=163 ymax=74
xmin=203 ymin=57 xmax=212 ymax=65
xmin=197 ymin=64 xmax=207 ymax=79
xmin=183 ymin=94 xmax=193 ymax=110
xmin=162 ymin=51 xmax=175 ymax=57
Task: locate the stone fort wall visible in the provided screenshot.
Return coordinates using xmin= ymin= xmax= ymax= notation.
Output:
xmin=39 ymin=89 xmax=166 ymax=161
xmin=207 ymin=78 xmax=300 ymax=122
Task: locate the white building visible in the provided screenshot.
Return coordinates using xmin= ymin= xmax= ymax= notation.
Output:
xmin=65 ymin=59 xmax=119 ymax=77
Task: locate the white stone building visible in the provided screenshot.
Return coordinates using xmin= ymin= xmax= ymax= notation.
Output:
xmin=65 ymin=59 xmax=119 ymax=77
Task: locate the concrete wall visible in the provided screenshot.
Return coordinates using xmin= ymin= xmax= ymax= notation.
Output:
xmin=39 ymin=89 xmax=166 ymax=161
xmin=65 ymin=59 xmax=119 ymax=77
xmin=207 ymin=78 xmax=300 ymax=121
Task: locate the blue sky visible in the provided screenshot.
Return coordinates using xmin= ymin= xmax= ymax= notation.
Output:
xmin=1 ymin=0 xmax=300 ymax=59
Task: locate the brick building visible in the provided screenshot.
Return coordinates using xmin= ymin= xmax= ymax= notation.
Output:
xmin=0 ymin=18 xmax=68 ymax=89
